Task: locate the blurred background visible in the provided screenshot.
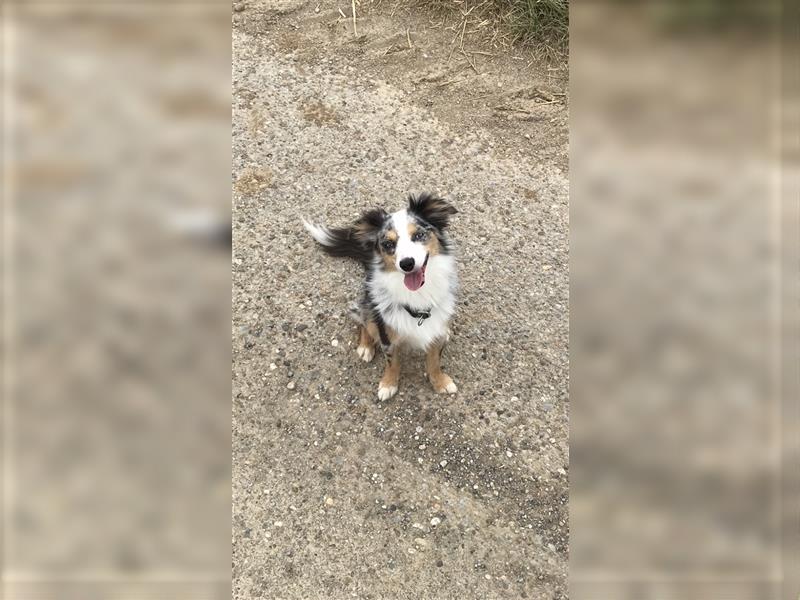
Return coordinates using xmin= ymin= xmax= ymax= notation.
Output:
xmin=571 ymin=1 xmax=795 ymax=599
xmin=2 ymin=0 xmax=797 ymax=599
xmin=2 ymin=2 xmax=232 ymax=599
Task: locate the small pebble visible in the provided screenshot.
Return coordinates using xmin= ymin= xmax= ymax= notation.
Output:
xmin=233 ymin=3 xmax=245 ymax=11
xmin=287 ymin=381 xmax=295 ymax=390
xmin=430 ymin=517 xmax=441 ymax=527
xmin=439 ymin=460 xmax=447 ymax=467
xmin=274 ymin=521 xmax=283 ymax=527
xmin=331 ymin=339 xmax=339 ymax=347
xmin=506 ymin=451 xmax=513 ymax=458
xmin=269 ymin=363 xmax=277 ymax=370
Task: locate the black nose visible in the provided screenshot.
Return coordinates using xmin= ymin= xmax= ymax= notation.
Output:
xmin=399 ymin=258 xmax=415 ymax=272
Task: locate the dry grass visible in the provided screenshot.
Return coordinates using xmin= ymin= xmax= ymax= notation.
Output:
xmin=395 ymin=0 xmax=568 ymax=59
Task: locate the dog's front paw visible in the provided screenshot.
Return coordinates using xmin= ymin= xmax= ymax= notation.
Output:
xmin=377 ymin=383 xmax=398 ymax=401
xmin=434 ymin=375 xmax=458 ymax=395
xmin=356 ymin=344 xmax=375 ymax=362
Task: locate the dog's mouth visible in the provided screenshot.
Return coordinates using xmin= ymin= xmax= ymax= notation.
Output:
xmin=403 ymin=255 xmax=429 ymax=291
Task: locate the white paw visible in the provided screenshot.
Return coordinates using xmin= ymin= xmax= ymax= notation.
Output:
xmin=436 ymin=378 xmax=458 ymax=394
xmin=356 ymin=345 xmax=375 ymax=362
xmin=377 ymin=384 xmax=398 ymax=401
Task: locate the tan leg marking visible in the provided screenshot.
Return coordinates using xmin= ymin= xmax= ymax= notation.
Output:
xmin=356 ymin=325 xmax=375 ymax=362
xmin=363 ymin=321 xmax=399 ymax=401
xmin=378 ymin=350 xmax=401 ymax=401
xmin=426 ymin=339 xmax=457 ymax=394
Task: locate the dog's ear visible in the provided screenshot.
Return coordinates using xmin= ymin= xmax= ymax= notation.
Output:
xmin=408 ymin=193 xmax=458 ymax=230
xmin=352 ymin=207 xmax=389 ymax=244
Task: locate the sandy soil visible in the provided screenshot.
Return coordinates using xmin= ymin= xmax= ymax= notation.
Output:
xmin=232 ymin=1 xmax=569 ymax=598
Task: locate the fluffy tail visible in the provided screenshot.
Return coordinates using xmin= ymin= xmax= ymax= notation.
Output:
xmin=302 ymin=219 xmax=373 ymax=264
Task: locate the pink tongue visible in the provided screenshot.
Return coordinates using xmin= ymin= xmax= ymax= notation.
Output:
xmin=403 ymin=266 xmax=425 ymax=291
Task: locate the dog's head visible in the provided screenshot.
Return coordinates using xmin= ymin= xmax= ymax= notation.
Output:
xmin=357 ymin=193 xmax=457 ymax=291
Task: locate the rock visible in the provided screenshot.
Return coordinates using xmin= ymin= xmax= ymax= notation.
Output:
xmin=287 ymin=381 xmax=295 ymax=390
xmin=430 ymin=517 xmax=441 ymax=527
xmin=233 ymin=3 xmax=245 ymax=12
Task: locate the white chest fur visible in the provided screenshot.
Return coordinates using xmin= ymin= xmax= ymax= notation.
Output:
xmin=368 ymin=254 xmax=458 ymax=350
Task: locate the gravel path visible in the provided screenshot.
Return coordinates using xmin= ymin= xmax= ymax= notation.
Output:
xmin=232 ymin=4 xmax=569 ymax=598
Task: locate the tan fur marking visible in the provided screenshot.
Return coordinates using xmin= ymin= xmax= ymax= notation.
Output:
xmin=364 ymin=320 xmax=401 ymax=391
xmin=359 ymin=325 xmax=374 ymax=348
xmin=356 ymin=325 xmax=376 ymax=362
xmin=380 ymin=229 xmax=398 ymax=271
xmin=425 ymin=233 xmax=441 ymax=257
xmin=380 ymin=354 xmax=401 ymax=390
xmin=353 ymin=220 xmax=374 ymax=242
xmin=365 ymin=321 xmax=380 ymax=343
xmin=364 ymin=320 xmax=398 ymax=347
xmin=426 ymin=339 xmax=457 ymax=394
xmin=382 ymin=253 xmax=396 ymax=271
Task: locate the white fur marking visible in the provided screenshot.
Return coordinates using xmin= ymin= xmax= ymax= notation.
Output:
xmin=368 ymin=251 xmax=458 ymax=350
xmin=391 ymin=210 xmax=428 ymax=272
xmin=357 ymin=345 xmax=375 ymax=362
xmin=442 ymin=381 xmax=458 ymax=394
xmin=377 ymin=384 xmax=398 ymax=400
xmin=302 ymin=219 xmax=333 ymax=246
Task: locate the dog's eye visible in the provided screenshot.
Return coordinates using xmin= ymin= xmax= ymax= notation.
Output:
xmin=412 ymin=231 xmax=427 ymax=242
xmin=381 ymin=240 xmax=396 ymax=253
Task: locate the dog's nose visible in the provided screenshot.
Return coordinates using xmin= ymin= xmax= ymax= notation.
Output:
xmin=399 ymin=257 xmax=415 ymax=272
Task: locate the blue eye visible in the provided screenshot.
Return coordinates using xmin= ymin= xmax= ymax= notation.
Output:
xmin=412 ymin=231 xmax=427 ymax=242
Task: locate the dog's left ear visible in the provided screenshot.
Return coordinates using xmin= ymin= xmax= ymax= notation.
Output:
xmin=407 ymin=193 xmax=458 ymax=230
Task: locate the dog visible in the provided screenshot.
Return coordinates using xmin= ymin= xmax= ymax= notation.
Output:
xmin=303 ymin=193 xmax=459 ymax=400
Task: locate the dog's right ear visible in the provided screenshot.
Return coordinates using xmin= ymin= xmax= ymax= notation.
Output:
xmin=352 ymin=208 xmax=388 ymax=245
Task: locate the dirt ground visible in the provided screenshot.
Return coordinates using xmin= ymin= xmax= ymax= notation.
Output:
xmin=231 ymin=1 xmax=569 ymax=598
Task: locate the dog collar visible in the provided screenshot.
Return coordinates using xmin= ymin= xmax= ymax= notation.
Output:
xmin=403 ymin=304 xmax=432 ymax=326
